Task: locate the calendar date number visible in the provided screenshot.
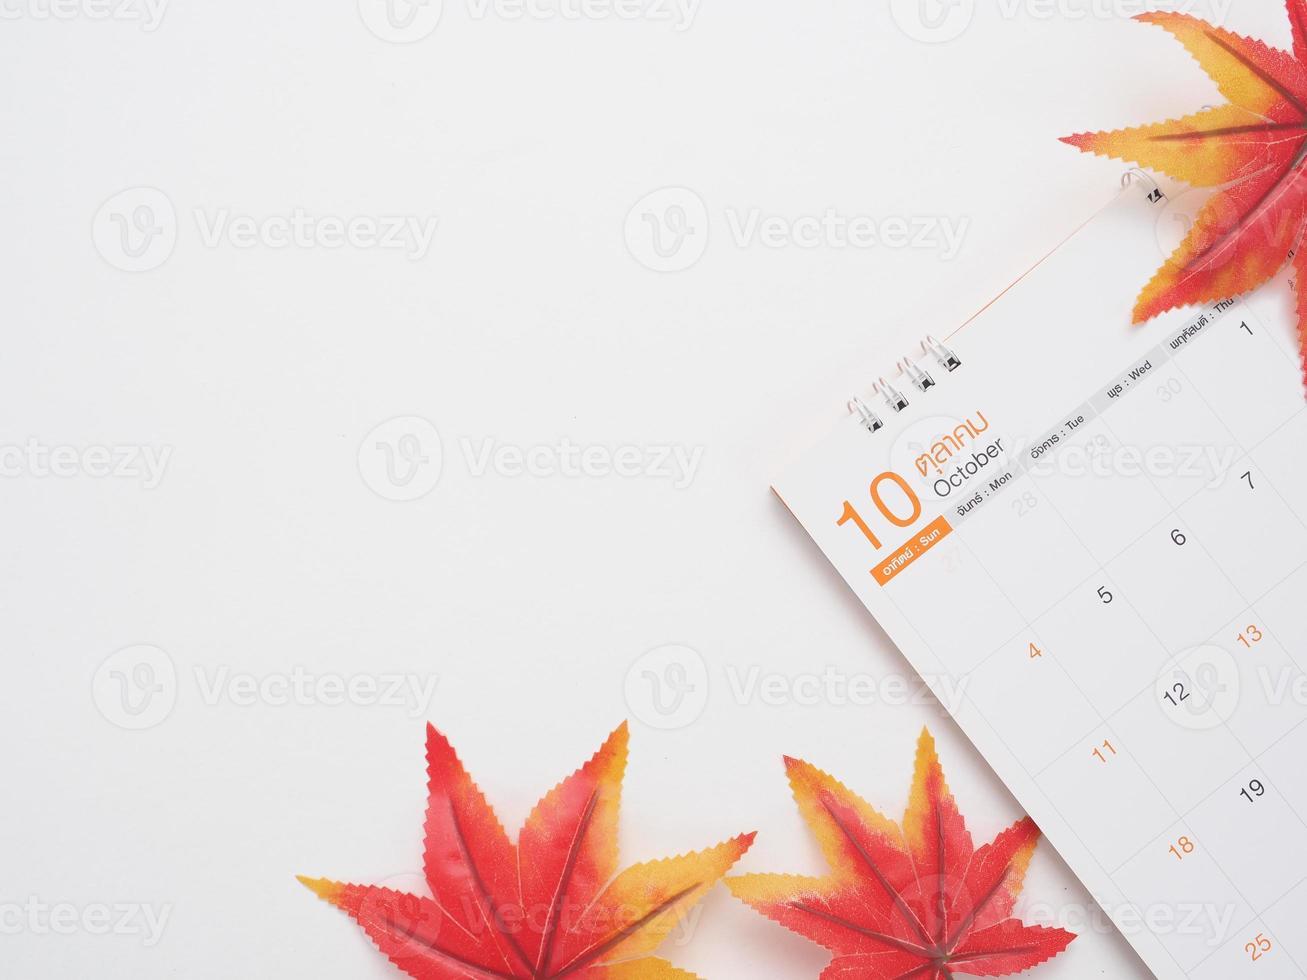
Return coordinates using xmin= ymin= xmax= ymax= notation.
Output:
xmin=1246 ymin=933 xmax=1273 ymax=962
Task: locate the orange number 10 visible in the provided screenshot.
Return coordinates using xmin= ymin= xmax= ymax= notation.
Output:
xmin=838 ymin=472 xmax=924 ymax=552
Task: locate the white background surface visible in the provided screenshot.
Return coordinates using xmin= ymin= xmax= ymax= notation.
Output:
xmin=2 ymin=1 xmax=1296 ymax=977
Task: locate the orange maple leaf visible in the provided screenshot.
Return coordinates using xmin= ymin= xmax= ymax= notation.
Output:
xmin=1062 ymin=7 xmax=1307 ymax=385
xmin=727 ymin=730 xmax=1075 ymax=979
xmin=301 ymin=722 xmax=754 ymax=980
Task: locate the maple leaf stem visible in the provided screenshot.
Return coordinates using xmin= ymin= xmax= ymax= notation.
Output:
xmin=1183 ymin=161 xmax=1306 ymax=277
xmin=786 ymin=902 xmax=936 ymax=959
xmin=1148 ymin=122 xmax=1307 ymax=143
xmin=818 ymin=797 xmax=934 ymax=948
xmin=891 ymin=965 xmax=937 ymax=980
xmin=946 ymin=943 xmax=1046 ymax=965
xmin=943 ymin=868 xmax=1010 ymax=952
xmin=933 ymin=807 xmax=946 ymax=948
xmin=448 ymin=800 xmax=536 ymax=975
xmin=535 ymin=788 xmax=601 ymax=976
xmin=1204 ymin=28 xmax=1307 ymax=119
xmin=385 ymin=915 xmax=522 ymax=980
xmin=545 ymin=883 xmax=699 ymax=978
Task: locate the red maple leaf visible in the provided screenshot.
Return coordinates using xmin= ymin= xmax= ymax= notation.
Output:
xmin=727 ymin=730 xmax=1075 ymax=978
xmin=301 ymin=722 xmax=754 ymax=980
xmin=1062 ymin=6 xmax=1307 ymax=386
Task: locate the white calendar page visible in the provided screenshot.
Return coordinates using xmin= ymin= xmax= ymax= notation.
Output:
xmin=774 ymin=182 xmax=1307 ymax=980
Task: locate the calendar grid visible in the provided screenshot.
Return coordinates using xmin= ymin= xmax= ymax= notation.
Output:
xmin=1024 ymin=556 xmax=1307 ymax=789
xmin=1089 ymin=599 xmax=1306 ymax=863
xmin=958 ymin=395 xmax=1305 ymax=684
xmin=955 ymin=457 xmax=1217 ymax=923
xmin=951 ymin=293 xmax=1306 ymax=658
xmin=776 ymin=189 xmax=1307 ymax=978
xmin=878 ymin=429 xmax=1307 ymax=973
xmin=880 ymin=532 xmax=1195 ymax=980
xmin=1131 ymin=319 xmax=1307 ymax=974
xmin=945 ymin=535 xmax=1301 ymax=971
xmin=937 ymin=299 xmax=1307 ymax=973
xmin=1000 ymin=297 xmax=1307 ymax=969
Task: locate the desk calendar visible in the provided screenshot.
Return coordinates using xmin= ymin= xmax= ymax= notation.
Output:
xmin=774 ymin=179 xmax=1307 ymax=979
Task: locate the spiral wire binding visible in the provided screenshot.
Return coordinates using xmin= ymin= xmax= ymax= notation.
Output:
xmin=899 ymin=358 xmax=935 ymax=392
xmin=923 ymin=335 xmax=961 ymax=372
xmin=848 ymin=171 xmax=1152 ymax=434
xmin=849 ymin=397 xmax=883 ymax=433
xmin=875 ymin=376 xmax=910 ymax=413
xmin=1122 ymin=167 xmax=1166 ymax=205
xmin=848 ymin=335 xmax=961 ymax=434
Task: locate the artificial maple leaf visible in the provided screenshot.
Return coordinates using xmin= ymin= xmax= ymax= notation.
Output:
xmin=1061 ymin=7 xmax=1307 ymax=385
xmin=300 ymin=722 xmax=754 ymax=980
xmin=727 ymin=729 xmax=1074 ymax=979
